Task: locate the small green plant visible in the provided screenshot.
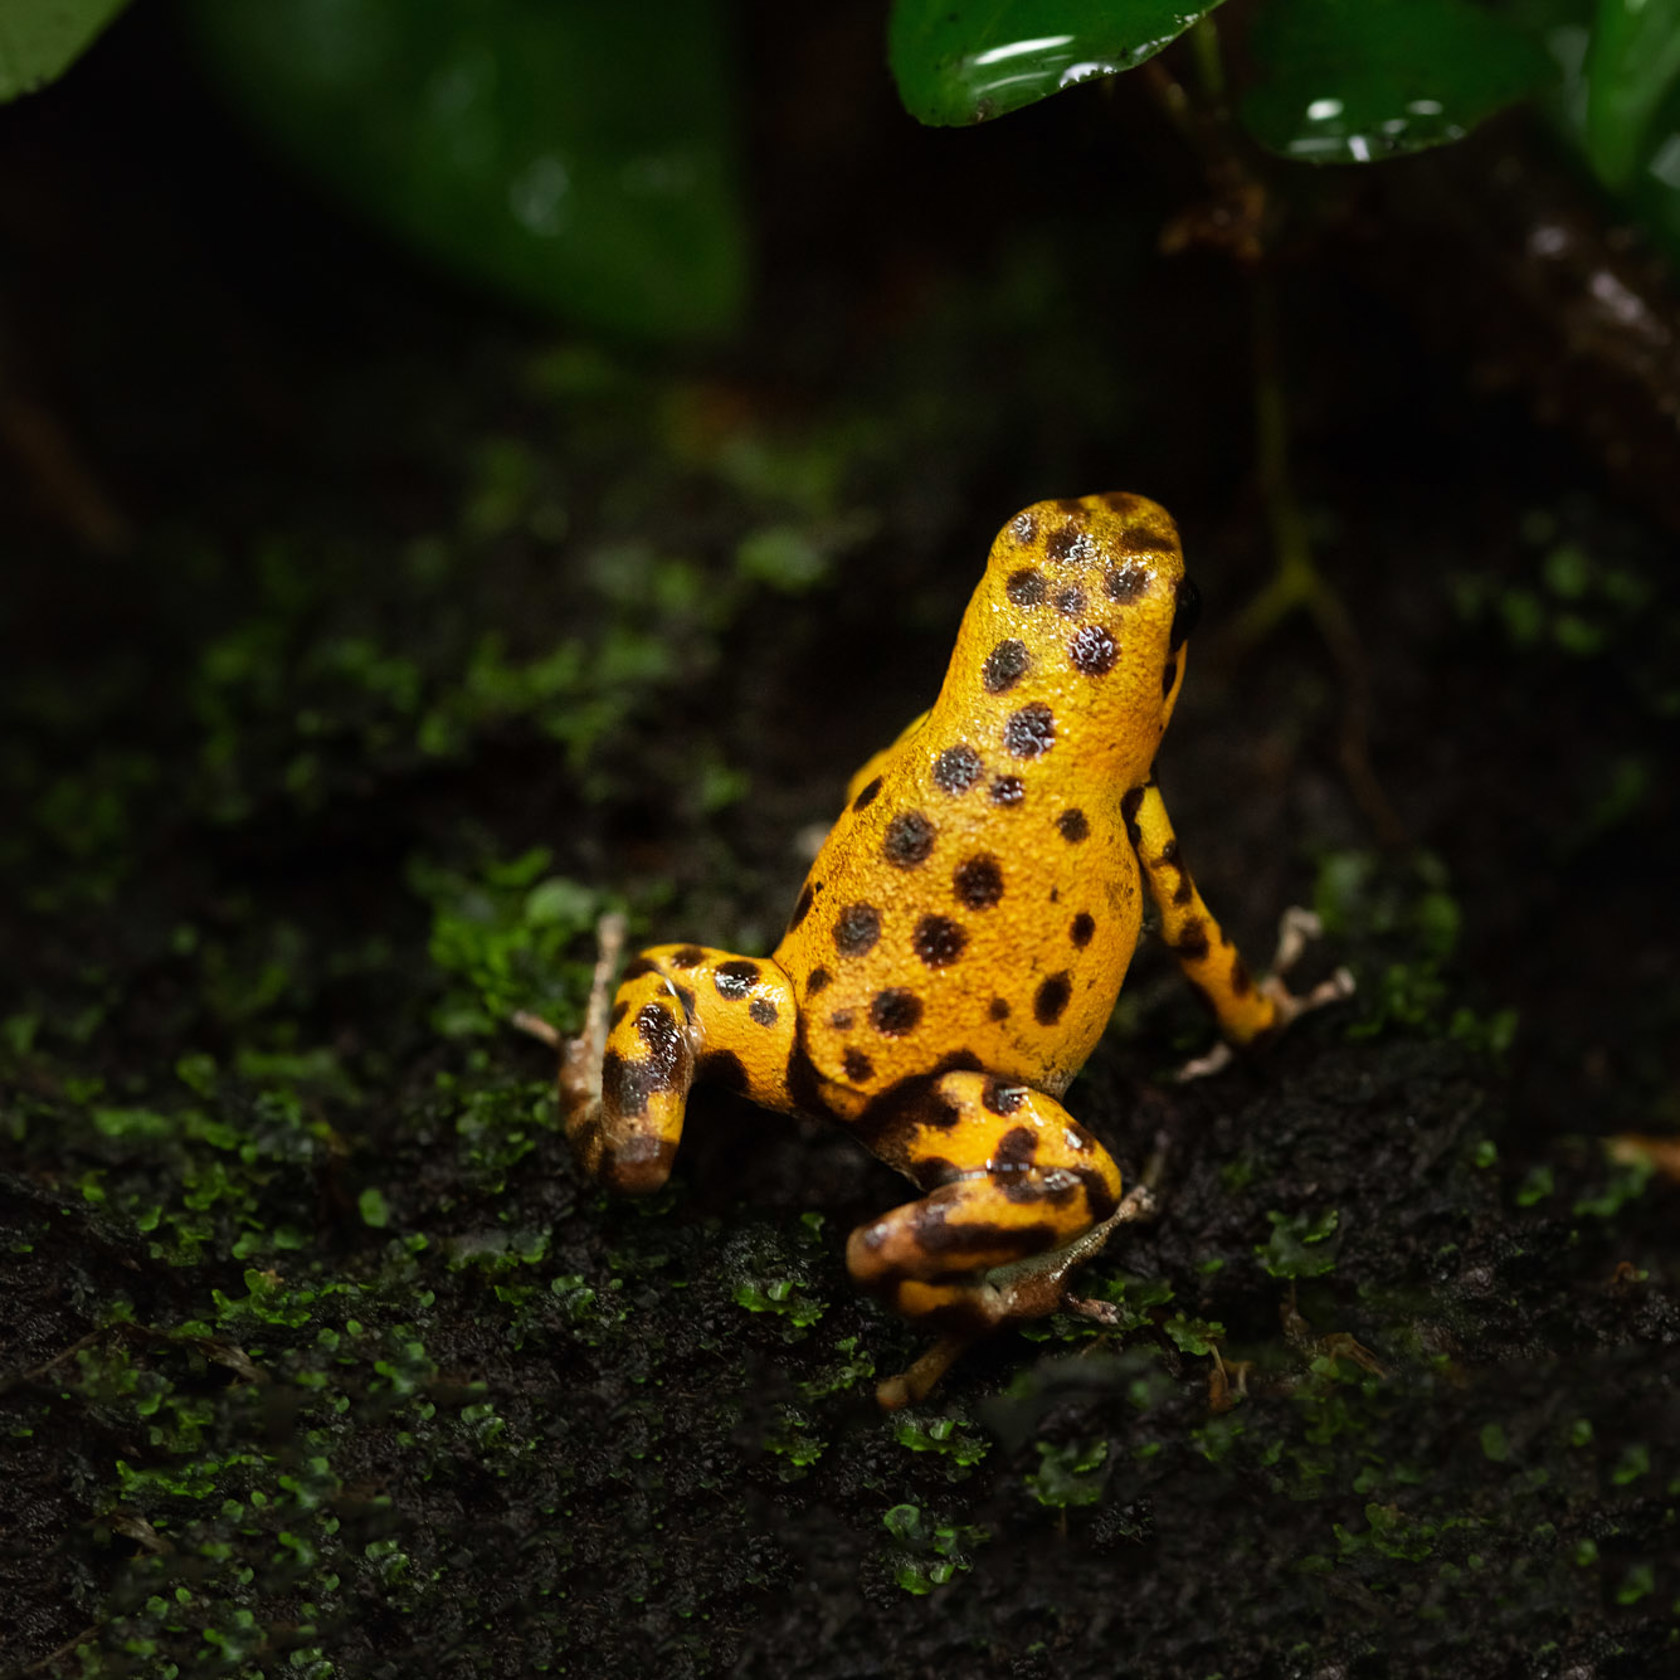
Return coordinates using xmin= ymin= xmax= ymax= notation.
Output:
xmin=1257 ymin=1207 xmax=1341 ymax=1279
xmin=893 ymin=1412 xmax=992 ymax=1474
xmin=762 ymin=1408 xmax=828 ymax=1481
xmin=408 ymin=847 xmax=605 ymax=1037
xmin=1024 ymin=1438 xmax=1110 ymax=1508
xmin=880 ymin=1503 xmax=988 ymax=1593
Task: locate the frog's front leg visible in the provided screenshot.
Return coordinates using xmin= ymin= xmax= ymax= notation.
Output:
xmin=524 ymin=928 xmax=797 ymax=1194
xmin=1123 ymin=779 xmax=1353 ymax=1046
xmin=847 ymin=1071 xmax=1130 ymax=1408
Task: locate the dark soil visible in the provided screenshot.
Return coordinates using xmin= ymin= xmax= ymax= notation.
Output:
xmin=3 ymin=8 xmax=1678 ymax=1678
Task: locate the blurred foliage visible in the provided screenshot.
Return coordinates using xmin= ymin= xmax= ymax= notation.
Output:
xmin=1241 ymin=0 xmax=1550 ymax=162
xmin=1582 ymin=0 xmax=1680 ymax=189
xmin=182 ymin=0 xmax=745 ymax=342
xmin=5 ymin=0 xmax=746 ymax=339
xmin=0 ymin=0 xmax=126 ymax=99
xmin=1525 ymin=0 xmax=1680 ymax=263
xmin=10 ymin=1 xmax=1680 ymax=322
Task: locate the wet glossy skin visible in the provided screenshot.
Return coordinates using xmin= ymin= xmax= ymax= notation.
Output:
xmin=554 ymin=495 xmax=1293 ymax=1403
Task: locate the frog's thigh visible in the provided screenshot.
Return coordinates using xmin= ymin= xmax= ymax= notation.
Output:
xmin=847 ymin=1072 xmax=1123 ymax=1329
xmin=1125 ymin=780 xmax=1279 ymax=1045
xmin=587 ymin=945 xmax=796 ymax=1193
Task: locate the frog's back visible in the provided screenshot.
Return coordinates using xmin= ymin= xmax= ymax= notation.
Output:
xmin=774 ymin=493 xmax=1195 ymax=1112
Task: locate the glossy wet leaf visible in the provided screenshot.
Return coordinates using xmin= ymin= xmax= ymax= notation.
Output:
xmin=1242 ymin=0 xmax=1552 ymax=164
xmin=1584 ymin=0 xmax=1680 ymax=188
xmin=185 ymin=0 xmax=745 ymax=342
xmin=0 ymin=0 xmax=129 ymax=101
xmin=888 ymin=0 xmax=1224 ymax=126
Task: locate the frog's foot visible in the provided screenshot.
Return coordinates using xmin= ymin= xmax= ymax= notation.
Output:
xmin=523 ymin=922 xmax=803 ymax=1194
xmin=512 ymin=909 xmax=627 ymax=1121
xmin=876 ymin=1335 xmax=973 ymax=1412
xmin=1171 ymin=1040 xmax=1235 ymax=1082
xmin=1258 ymin=907 xmax=1355 ymax=1030
xmin=1171 ymin=907 xmax=1353 ymax=1081
xmin=1061 ymin=1147 xmax=1166 ymax=1323
xmin=856 ymin=1072 xmax=1136 ymax=1408
xmin=516 ymin=913 xmax=690 ymax=1192
xmin=875 ymin=1186 xmax=1157 ymax=1407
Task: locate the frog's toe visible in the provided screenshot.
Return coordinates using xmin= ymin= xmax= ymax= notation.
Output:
xmin=1268 ymin=907 xmax=1355 ymax=993
xmin=1270 ymin=905 xmax=1325 ymax=976
xmin=1259 ymin=965 xmax=1357 ymax=1030
xmin=1171 ymin=1039 xmax=1234 ymax=1082
xmin=876 ymin=1334 xmax=973 ymax=1411
xmin=1255 ymin=906 xmax=1356 ymax=1031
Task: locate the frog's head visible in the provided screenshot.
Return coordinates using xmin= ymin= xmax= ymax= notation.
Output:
xmin=939 ymin=493 xmax=1201 ymax=786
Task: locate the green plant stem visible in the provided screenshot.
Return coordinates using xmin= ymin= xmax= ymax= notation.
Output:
xmin=1188 ymin=12 xmax=1227 ymax=110
xmin=1231 ymin=278 xmax=1408 ymax=849
xmin=1144 ymin=18 xmax=1407 ymax=847
xmin=1231 ymin=278 xmax=1320 ymax=644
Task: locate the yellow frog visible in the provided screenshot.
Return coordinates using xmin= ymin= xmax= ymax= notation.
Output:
xmin=520 ymin=494 xmax=1350 ymax=1406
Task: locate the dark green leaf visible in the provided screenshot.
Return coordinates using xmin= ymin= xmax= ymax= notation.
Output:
xmin=1585 ymin=0 xmax=1680 ymax=188
xmin=1509 ymin=0 xmax=1680 ymax=268
xmin=889 ymin=0 xmax=1224 ymax=127
xmin=185 ymin=0 xmax=745 ymax=342
xmin=1242 ymin=0 xmax=1552 ymax=164
xmin=1623 ymin=89 xmax=1680 ymax=265
xmin=0 ymin=0 xmax=128 ymax=101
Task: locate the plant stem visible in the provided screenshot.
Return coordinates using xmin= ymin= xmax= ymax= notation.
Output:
xmin=1146 ymin=17 xmax=1408 ymax=847
xmin=1188 ymin=13 xmax=1227 ymax=110
xmin=1232 ymin=276 xmax=1409 ymax=849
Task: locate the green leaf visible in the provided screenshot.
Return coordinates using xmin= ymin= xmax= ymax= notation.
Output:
xmin=0 ymin=0 xmax=128 ymax=102
xmin=888 ymin=0 xmax=1225 ymax=127
xmin=184 ymin=0 xmax=745 ymax=342
xmin=1256 ymin=1207 xmax=1341 ymax=1278
xmin=1624 ymin=105 xmax=1680 ymax=263
xmin=1242 ymin=0 xmax=1552 ymax=163
xmin=1585 ymin=0 xmax=1680 ymax=188
xmin=1023 ymin=1438 xmax=1109 ymax=1507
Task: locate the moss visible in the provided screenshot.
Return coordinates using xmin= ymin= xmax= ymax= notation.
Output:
xmin=892 ymin=1412 xmax=990 ymax=1475
xmin=1023 ymin=1440 xmax=1109 ymax=1509
xmin=880 ymin=1505 xmax=989 ymax=1594
xmin=1256 ymin=1208 xmax=1341 ymax=1279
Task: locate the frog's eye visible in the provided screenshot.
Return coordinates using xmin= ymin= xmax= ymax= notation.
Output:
xmin=1169 ymin=578 xmax=1201 ymax=652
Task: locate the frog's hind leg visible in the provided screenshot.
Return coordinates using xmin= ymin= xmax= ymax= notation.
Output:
xmin=848 ymin=1071 xmax=1135 ymax=1408
xmin=517 ymin=921 xmax=797 ymax=1194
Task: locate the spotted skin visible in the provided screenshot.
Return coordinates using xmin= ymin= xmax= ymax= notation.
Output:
xmin=847 ymin=1071 xmax=1122 ymax=1330
xmin=1124 ymin=781 xmax=1276 ymax=1043
xmin=551 ymin=495 xmax=1318 ymax=1403
xmin=571 ymin=943 xmax=795 ymax=1192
